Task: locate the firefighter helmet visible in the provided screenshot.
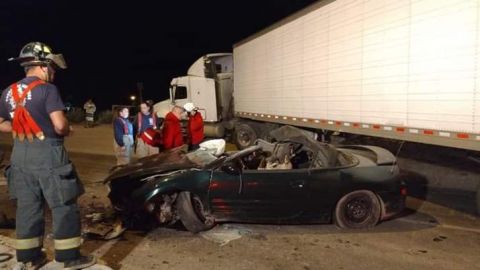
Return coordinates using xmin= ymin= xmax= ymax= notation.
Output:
xmin=8 ymin=42 xmax=67 ymax=69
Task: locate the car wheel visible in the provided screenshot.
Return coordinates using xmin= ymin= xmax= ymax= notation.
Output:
xmin=334 ymin=190 xmax=381 ymax=229
xmin=234 ymin=123 xmax=258 ymax=149
xmin=176 ymin=191 xmax=215 ymax=233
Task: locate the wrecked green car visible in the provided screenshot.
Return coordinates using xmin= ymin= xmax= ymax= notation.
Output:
xmin=105 ymin=126 xmax=406 ymax=233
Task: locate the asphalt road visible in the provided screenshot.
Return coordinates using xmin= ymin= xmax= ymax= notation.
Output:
xmin=0 ymin=126 xmax=479 ymax=270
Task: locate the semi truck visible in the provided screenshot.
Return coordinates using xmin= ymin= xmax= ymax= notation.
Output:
xmin=155 ymin=0 xmax=480 ymax=151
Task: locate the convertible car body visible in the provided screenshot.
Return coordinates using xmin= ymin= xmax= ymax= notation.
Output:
xmin=105 ymin=126 xmax=406 ymax=232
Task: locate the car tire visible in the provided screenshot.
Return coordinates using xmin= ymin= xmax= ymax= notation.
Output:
xmin=334 ymin=190 xmax=381 ymax=229
xmin=234 ymin=123 xmax=258 ymax=150
xmin=176 ymin=191 xmax=215 ymax=233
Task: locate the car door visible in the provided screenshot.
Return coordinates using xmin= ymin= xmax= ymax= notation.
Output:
xmin=301 ymin=168 xmax=343 ymax=222
xmin=207 ymin=159 xmax=244 ymax=221
xmin=239 ymin=168 xmax=310 ymax=222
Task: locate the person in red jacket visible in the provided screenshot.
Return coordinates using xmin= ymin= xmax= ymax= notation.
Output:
xmin=184 ymin=102 xmax=204 ymax=150
xmin=162 ymin=106 xmax=184 ymax=150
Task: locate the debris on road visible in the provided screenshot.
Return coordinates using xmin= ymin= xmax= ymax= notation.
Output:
xmin=86 ymin=213 xmax=106 ymax=223
xmin=200 ymin=224 xmax=266 ymax=246
xmin=83 ymin=223 xmax=126 ymax=241
xmin=0 ymin=235 xmax=16 ymax=268
xmin=0 ymin=252 xmax=13 ymax=263
xmin=40 ymin=261 xmax=113 ymax=270
xmin=103 ymin=224 xmax=126 ymax=240
xmin=0 ymin=213 xmax=14 ymax=229
xmin=433 ymin=235 xmax=447 ymax=242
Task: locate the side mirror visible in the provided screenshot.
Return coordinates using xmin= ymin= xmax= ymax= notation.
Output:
xmin=169 ymin=86 xmax=175 ymax=104
xmin=221 ymin=164 xmax=241 ymax=175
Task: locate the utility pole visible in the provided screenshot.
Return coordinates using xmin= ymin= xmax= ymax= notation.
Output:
xmin=137 ymin=82 xmax=144 ymax=103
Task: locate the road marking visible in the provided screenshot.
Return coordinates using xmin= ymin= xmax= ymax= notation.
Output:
xmin=440 ymin=224 xmax=480 ymax=234
xmin=397 ymin=218 xmax=480 ymax=234
xmin=90 ymin=238 xmax=121 ymax=261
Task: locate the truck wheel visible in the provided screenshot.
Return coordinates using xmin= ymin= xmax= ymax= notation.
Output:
xmin=234 ymin=123 xmax=258 ymax=149
xmin=176 ymin=191 xmax=215 ymax=233
xmin=334 ymin=190 xmax=381 ymax=229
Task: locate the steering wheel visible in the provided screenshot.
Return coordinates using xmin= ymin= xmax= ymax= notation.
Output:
xmin=242 ymin=149 xmax=267 ymax=169
xmin=230 ymin=157 xmax=246 ymax=170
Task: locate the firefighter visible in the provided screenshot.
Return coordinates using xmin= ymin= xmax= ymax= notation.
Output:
xmin=113 ymin=107 xmax=134 ymax=165
xmin=162 ymin=106 xmax=184 ymax=150
xmin=134 ymin=100 xmax=159 ymax=157
xmin=184 ymin=103 xmax=204 ymax=150
xmin=0 ymin=42 xmax=95 ymax=269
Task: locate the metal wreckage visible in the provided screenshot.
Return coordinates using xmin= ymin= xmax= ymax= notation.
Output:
xmin=104 ymin=126 xmax=406 ymax=233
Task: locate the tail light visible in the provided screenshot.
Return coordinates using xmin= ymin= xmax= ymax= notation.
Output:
xmin=400 ymin=186 xmax=407 ymax=196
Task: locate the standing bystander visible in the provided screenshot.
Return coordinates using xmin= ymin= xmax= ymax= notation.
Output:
xmin=83 ymin=98 xmax=96 ymax=128
xmin=184 ymin=103 xmax=204 ymax=150
xmin=134 ymin=100 xmax=159 ymax=157
xmin=162 ymin=106 xmax=184 ymax=150
xmin=113 ymin=107 xmax=134 ymax=165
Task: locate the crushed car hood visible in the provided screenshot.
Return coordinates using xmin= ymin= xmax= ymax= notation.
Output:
xmin=104 ymin=147 xmax=197 ymax=183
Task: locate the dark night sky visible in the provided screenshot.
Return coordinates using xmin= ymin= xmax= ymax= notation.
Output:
xmin=0 ymin=0 xmax=316 ymax=110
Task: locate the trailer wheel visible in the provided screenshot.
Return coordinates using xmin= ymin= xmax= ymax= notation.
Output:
xmin=234 ymin=123 xmax=258 ymax=149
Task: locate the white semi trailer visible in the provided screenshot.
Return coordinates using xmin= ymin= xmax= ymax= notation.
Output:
xmin=155 ymin=0 xmax=480 ymax=151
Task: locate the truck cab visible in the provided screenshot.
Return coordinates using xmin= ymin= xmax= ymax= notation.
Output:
xmin=154 ymin=53 xmax=233 ymax=137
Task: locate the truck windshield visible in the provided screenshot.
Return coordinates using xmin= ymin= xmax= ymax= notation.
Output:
xmin=173 ymin=86 xmax=187 ymax=100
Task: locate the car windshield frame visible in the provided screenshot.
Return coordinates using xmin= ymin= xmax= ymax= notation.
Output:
xmin=224 ymin=145 xmax=262 ymax=163
xmin=186 ymin=149 xmax=223 ymax=169
xmin=202 ymin=145 xmax=263 ymax=170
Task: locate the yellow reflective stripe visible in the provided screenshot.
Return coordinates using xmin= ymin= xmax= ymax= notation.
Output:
xmin=16 ymin=237 xmax=42 ymax=250
xmin=54 ymin=237 xmax=82 ymax=250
